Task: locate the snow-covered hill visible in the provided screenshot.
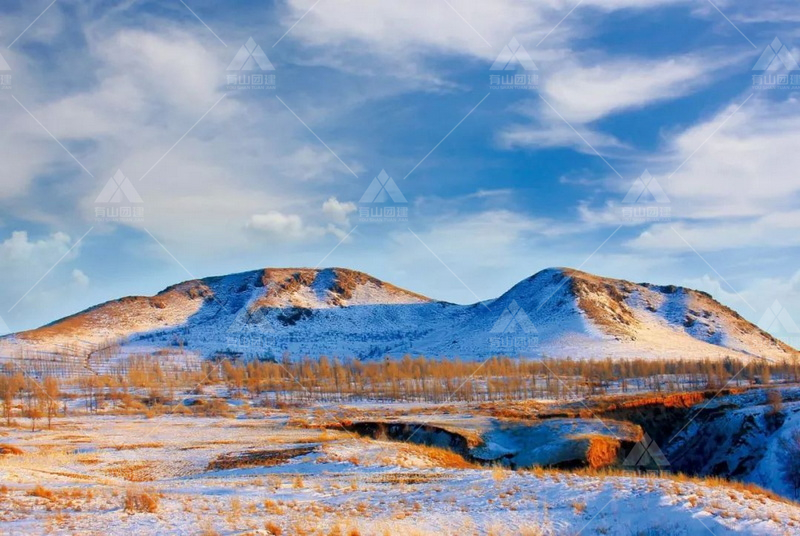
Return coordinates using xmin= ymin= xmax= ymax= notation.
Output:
xmin=1 ymin=267 xmax=796 ymax=361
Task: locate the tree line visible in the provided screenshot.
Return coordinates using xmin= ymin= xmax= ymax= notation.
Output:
xmin=1 ymin=354 xmax=797 ymax=417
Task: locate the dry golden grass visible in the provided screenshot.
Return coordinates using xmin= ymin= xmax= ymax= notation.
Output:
xmin=28 ymin=484 xmax=55 ymax=500
xmin=571 ymin=501 xmax=587 ymax=514
xmin=198 ymin=522 xmax=220 ymax=536
xmin=264 ymin=499 xmax=285 ymax=515
xmin=264 ymin=520 xmax=282 ymax=535
xmin=113 ymin=442 xmax=164 ymax=451
xmin=398 ymin=443 xmax=479 ymax=469
xmin=531 ymin=465 xmax=799 ymax=507
xmin=104 ymin=461 xmax=157 ymax=482
xmin=123 ymin=487 xmax=160 ymax=513
xmin=492 ymin=464 xmax=509 ymax=482
xmin=574 ymin=434 xmax=622 ymax=469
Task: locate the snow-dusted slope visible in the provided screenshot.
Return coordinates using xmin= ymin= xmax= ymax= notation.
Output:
xmin=666 ymin=386 xmax=800 ymax=499
xmin=1 ymin=267 xmax=796 ymax=361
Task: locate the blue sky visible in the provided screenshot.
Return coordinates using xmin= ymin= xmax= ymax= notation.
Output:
xmin=1 ymin=0 xmax=799 ymax=346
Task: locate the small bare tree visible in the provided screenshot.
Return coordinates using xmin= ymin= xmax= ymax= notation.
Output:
xmin=43 ymin=377 xmax=60 ymax=429
xmin=24 ymin=377 xmax=45 ymax=432
xmin=0 ymin=373 xmax=24 ymax=427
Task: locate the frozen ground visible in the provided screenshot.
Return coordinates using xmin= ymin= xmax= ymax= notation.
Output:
xmin=1 ymin=410 xmax=798 ymax=535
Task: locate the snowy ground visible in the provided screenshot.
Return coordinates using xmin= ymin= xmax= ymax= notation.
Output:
xmin=1 ymin=410 xmax=799 ymax=535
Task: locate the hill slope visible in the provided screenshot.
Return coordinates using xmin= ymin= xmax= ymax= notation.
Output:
xmin=1 ymin=267 xmax=795 ymax=362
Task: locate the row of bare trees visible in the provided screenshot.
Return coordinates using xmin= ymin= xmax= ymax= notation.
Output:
xmin=0 ymin=373 xmax=60 ymax=430
xmin=6 ymin=354 xmax=797 ymax=407
xmin=0 ymin=354 xmax=796 ymax=421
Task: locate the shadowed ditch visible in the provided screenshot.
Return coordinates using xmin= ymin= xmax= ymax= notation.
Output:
xmin=336 ymin=420 xmax=640 ymax=470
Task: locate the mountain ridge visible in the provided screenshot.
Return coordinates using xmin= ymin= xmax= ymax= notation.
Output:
xmin=1 ymin=267 xmax=796 ymax=362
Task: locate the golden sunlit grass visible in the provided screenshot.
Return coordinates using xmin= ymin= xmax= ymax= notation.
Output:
xmin=123 ymin=487 xmax=160 ymax=513
xmin=264 ymin=520 xmax=282 ymax=535
xmin=28 ymin=485 xmax=55 ymax=500
xmin=113 ymin=442 xmax=164 ymax=451
xmin=573 ymin=434 xmax=622 ymax=469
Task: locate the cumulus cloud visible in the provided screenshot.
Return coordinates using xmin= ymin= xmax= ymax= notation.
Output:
xmin=322 ymin=197 xmax=357 ymax=225
xmin=0 ymin=231 xmax=73 ymax=268
xmin=247 ymin=212 xmax=326 ymax=241
xmin=71 ymin=269 xmax=90 ymax=287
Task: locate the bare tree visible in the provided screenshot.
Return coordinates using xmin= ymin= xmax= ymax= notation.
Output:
xmin=24 ymin=377 xmax=44 ymax=432
xmin=0 ymin=373 xmax=24 ymax=427
xmin=43 ymin=376 xmax=60 ymax=429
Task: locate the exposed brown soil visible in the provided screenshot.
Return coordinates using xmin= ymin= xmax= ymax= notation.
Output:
xmin=0 ymin=444 xmax=23 ymax=455
xmin=563 ymin=269 xmax=638 ymax=338
xmin=206 ymin=445 xmax=317 ymax=471
xmin=18 ymin=280 xmax=212 ymax=342
xmin=253 ymin=267 xmax=431 ymax=309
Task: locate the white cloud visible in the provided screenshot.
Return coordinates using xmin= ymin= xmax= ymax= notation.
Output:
xmin=662 ymin=96 xmax=800 ymax=219
xmin=499 ymin=54 xmax=732 ymax=151
xmin=627 ymin=212 xmax=800 ymax=252
xmin=1 ymin=22 xmax=360 ymax=254
xmin=395 ymin=210 xmax=553 ymax=269
xmin=0 ymin=231 xmax=83 ymax=325
xmin=545 ymin=56 xmax=717 ymax=123
xmin=280 ymin=0 xmax=690 ymax=67
xmin=71 ymin=269 xmax=90 ymax=287
xmin=596 ymin=95 xmax=800 ymax=252
xmin=0 ymin=231 xmax=73 ymax=267
xmin=247 ymin=199 xmax=353 ymax=242
xmin=248 ymin=212 xmax=324 ymax=241
xmin=322 ymin=197 xmax=356 ymax=225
